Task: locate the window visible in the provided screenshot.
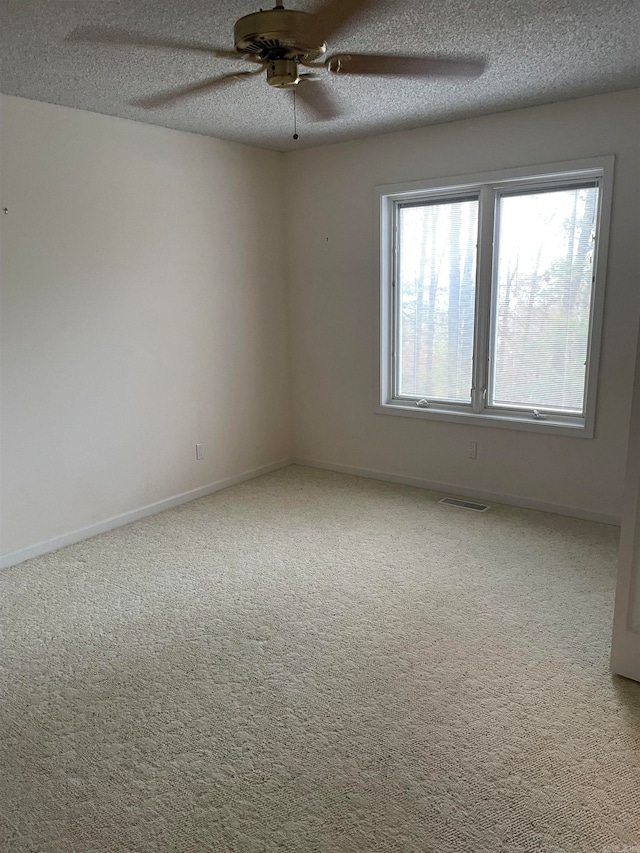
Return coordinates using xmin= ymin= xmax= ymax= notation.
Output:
xmin=377 ymin=158 xmax=614 ymax=436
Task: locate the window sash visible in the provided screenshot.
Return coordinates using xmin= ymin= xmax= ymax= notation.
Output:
xmin=486 ymin=180 xmax=601 ymax=419
xmin=394 ymin=194 xmax=479 ymax=405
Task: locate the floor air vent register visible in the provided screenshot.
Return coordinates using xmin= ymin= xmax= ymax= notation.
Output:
xmin=438 ymin=496 xmax=491 ymax=512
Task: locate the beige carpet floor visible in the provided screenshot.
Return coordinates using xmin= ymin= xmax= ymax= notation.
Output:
xmin=2 ymin=465 xmax=640 ymax=853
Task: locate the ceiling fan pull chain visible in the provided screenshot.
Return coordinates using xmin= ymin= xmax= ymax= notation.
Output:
xmin=293 ymin=87 xmax=299 ymax=140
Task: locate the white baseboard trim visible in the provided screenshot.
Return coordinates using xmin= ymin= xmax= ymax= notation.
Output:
xmin=1 ymin=457 xmax=294 ymax=570
xmin=292 ymin=457 xmax=620 ymax=527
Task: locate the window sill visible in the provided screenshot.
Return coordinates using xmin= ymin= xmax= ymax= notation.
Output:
xmin=376 ymin=400 xmax=593 ymax=438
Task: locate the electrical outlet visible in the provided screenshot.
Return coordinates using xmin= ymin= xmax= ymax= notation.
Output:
xmin=468 ymin=441 xmax=477 ymax=460
xmin=195 ymin=443 xmax=204 ymax=461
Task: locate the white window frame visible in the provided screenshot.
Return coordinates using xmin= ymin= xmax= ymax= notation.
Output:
xmin=376 ymin=156 xmax=614 ymax=438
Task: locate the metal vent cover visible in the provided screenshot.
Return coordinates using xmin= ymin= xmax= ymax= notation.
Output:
xmin=438 ymin=496 xmax=491 ymax=512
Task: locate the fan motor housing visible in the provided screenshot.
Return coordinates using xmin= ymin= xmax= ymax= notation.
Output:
xmin=266 ymin=59 xmax=300 ymax=88
xmin=234 ymin=9 xmax=326 ymax=61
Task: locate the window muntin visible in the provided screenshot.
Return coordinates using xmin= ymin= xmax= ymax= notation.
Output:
xmin=396 ymin=196 xmax=478 ymax=404
xmin=378 ymin=159 xmax=612 ymax=436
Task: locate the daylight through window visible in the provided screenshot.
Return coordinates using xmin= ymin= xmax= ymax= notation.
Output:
xmin=378 ymin=159 xmax=613 ymax=436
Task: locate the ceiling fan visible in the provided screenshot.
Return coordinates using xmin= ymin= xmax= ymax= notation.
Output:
xmin=68 ymin=0 xmax=486 ymax=122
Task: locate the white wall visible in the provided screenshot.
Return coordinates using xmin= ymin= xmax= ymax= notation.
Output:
xmin=0 ymin=95 xmax=292 ymax=558
xmin=2 ymin=89 xmax=638 ymax=564
xmin=285 ymin=90 xmax=640 ymax=522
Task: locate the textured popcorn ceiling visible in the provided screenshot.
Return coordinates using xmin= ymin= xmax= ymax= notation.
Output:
xmin=1 ymin=0 xmax=639 ymax=151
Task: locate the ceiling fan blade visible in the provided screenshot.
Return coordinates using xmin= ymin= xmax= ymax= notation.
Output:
xmin=131 ymin=72 xmax=258 ymax=109
xmin=295 ymin=80 xmax=341 ymax=122
xmin=326 ymin=53 xmax=486 ymax=79
xmin=67 ymin=26 xmax=239 ymax=60
xmin=309 ymin=0 xmax=383 ymax=41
